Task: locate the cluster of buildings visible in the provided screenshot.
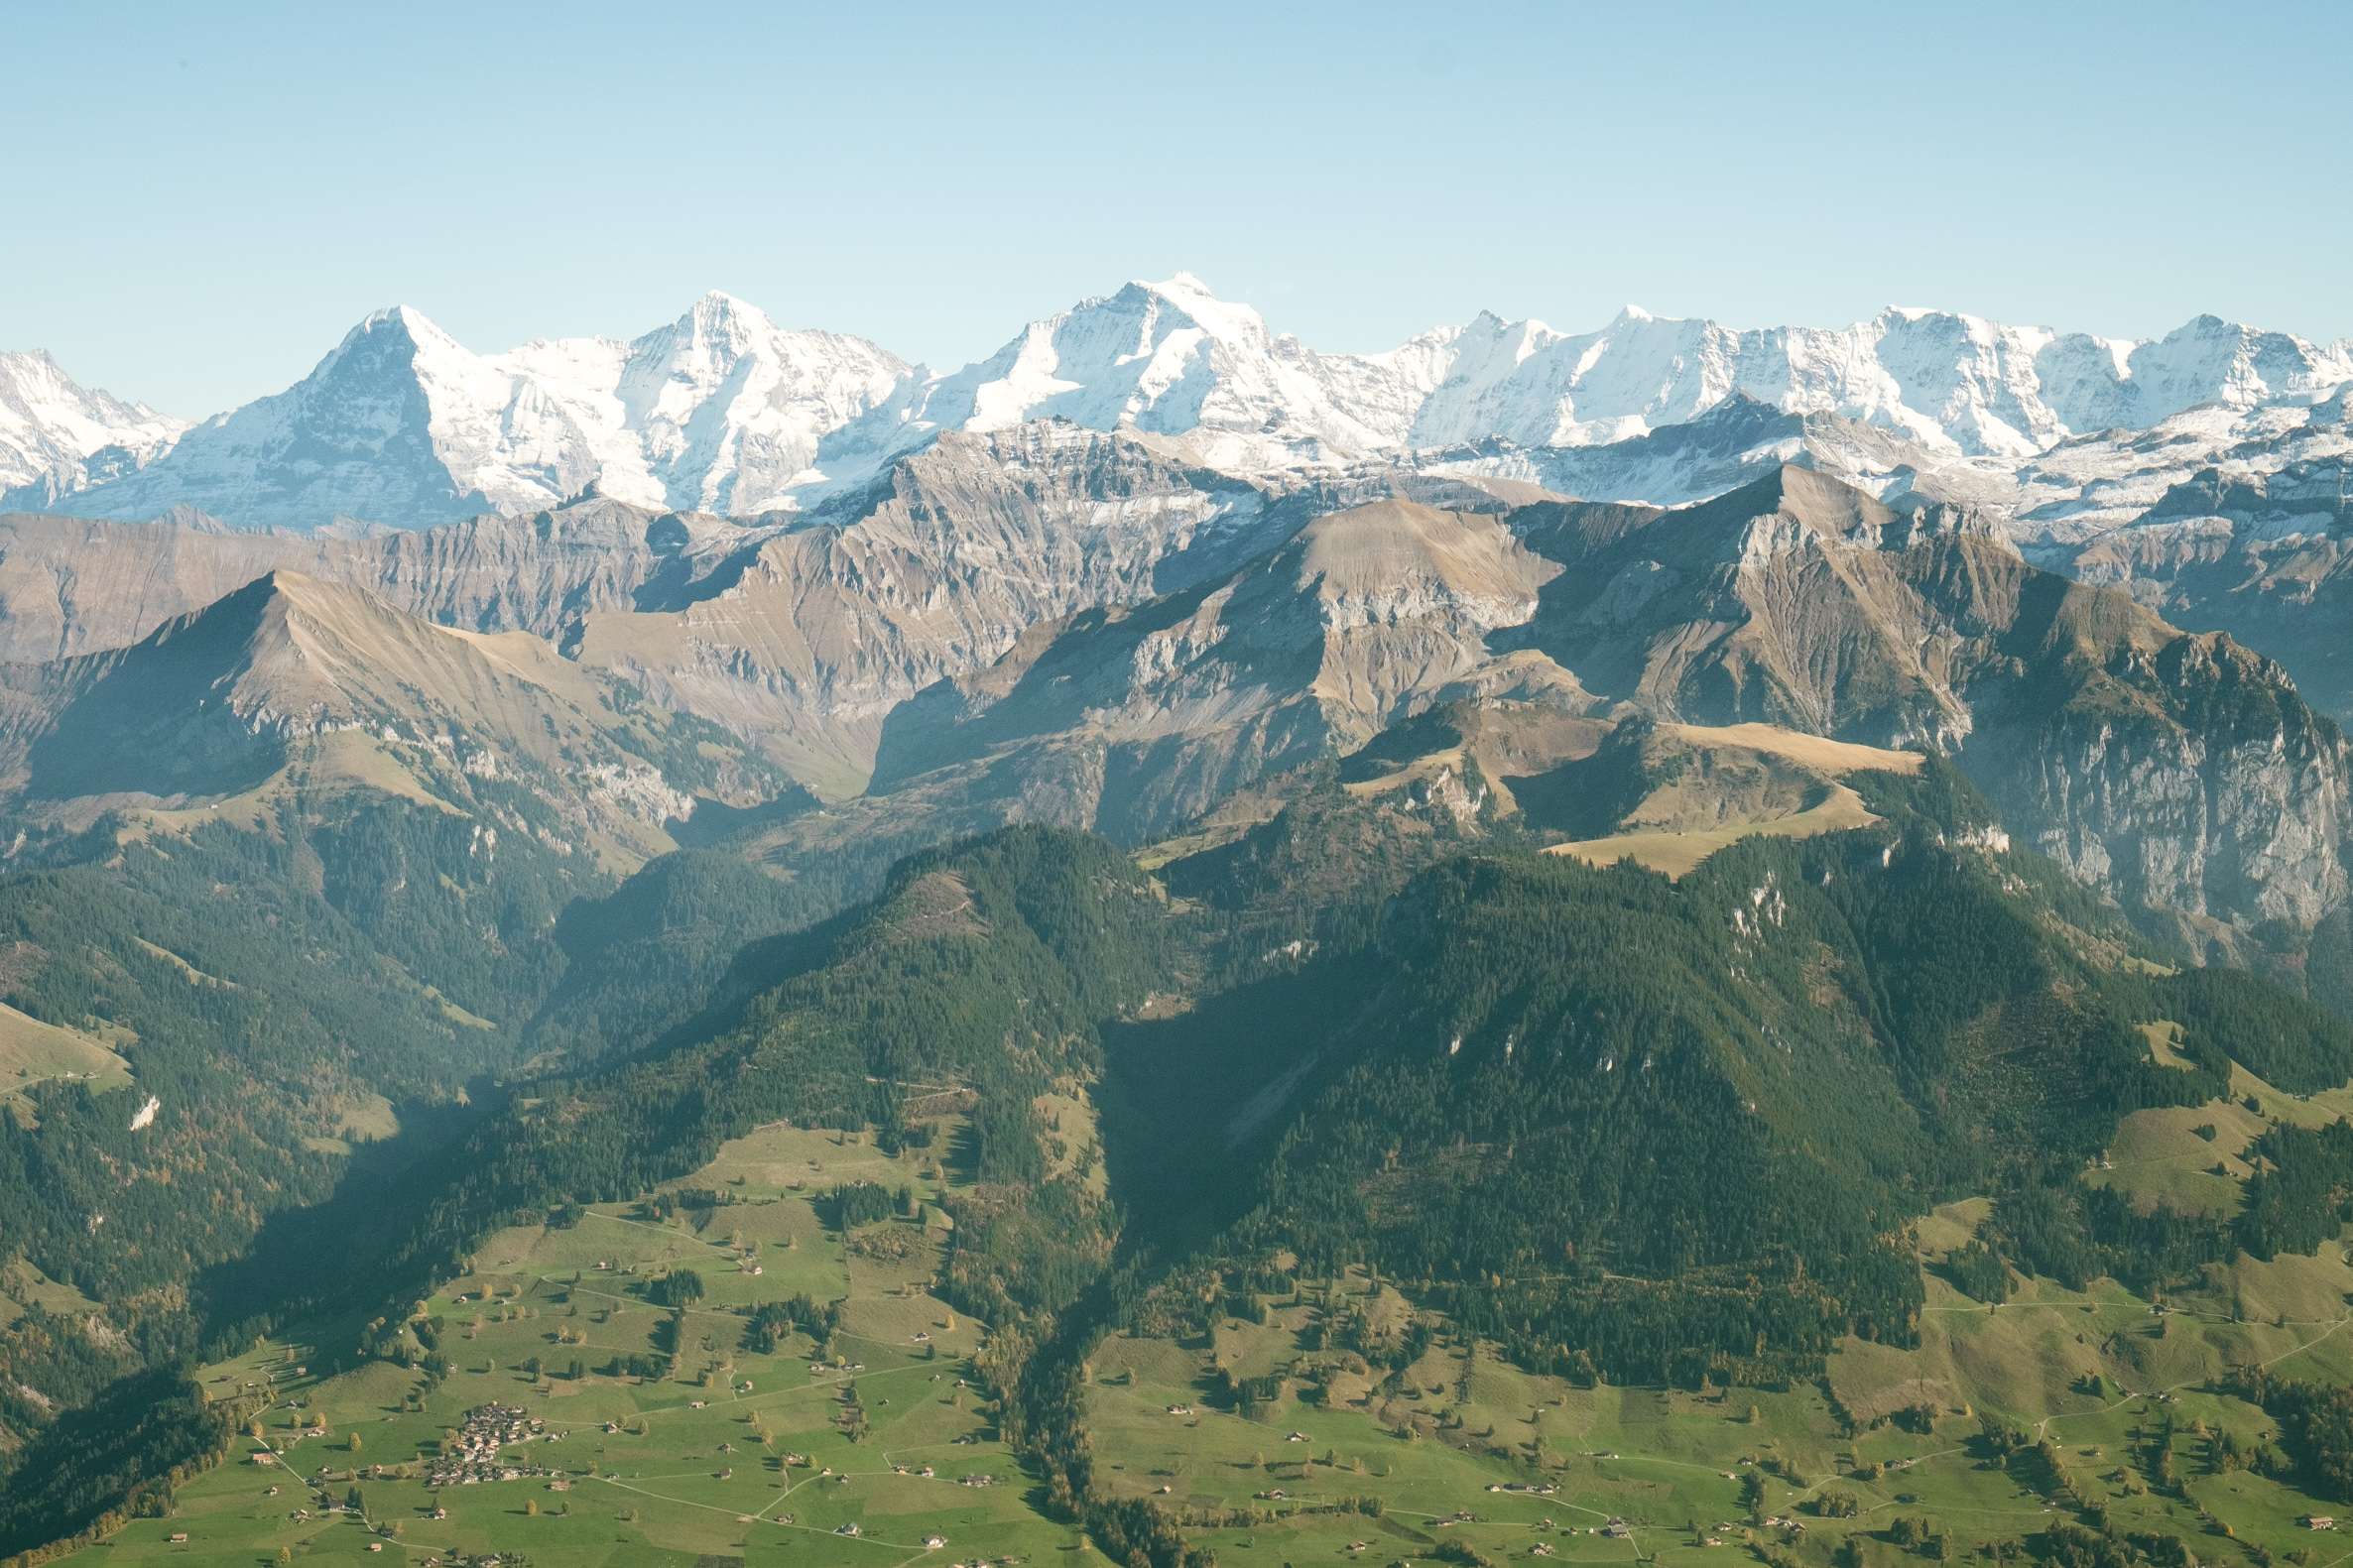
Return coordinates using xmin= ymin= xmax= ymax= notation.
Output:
xmin=425 ymin=1403 xmax=557 ymax=1488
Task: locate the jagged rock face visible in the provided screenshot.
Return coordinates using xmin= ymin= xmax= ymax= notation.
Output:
xmin=2057 ymin=443 xmax=2353 ymax=728
xmin=1511 ymin=465 xmax=2353 ymax=937
xmin=1513 ymin=467 xmax=2001 ymax=745
xmin=5 ymin=395 xmax=2350 ymax=948
xmin=1970 ymin=634 xmax=2351 ymax=932
xmin=9 ymin=427 xmax=1486 ymax=802
xmin=567 ymin=424 xmax=1284 ymax=796
xmin=0 ymin=512 xmax=330 ymax=661
xmin=859 ymin=497 xmax=1573 ymax=842
xmin=0 ymin=500 xmax=772 ymax=662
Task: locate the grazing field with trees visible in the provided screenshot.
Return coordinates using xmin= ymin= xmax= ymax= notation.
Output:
xmin=27 ymin=770 xmax=2353 ymax=1568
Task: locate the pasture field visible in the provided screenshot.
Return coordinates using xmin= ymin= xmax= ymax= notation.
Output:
xmin=1541 ymin=721 xmax=1921 ymax=878
xmin=1544 ymin=783 xmax=1879 ymax=879
xmin=68 ymin=1117 xmax=1107 ymax=1568
xmin=1081 ymin=1231 xmax=2353 ymax=1568
xmin=67 ymin=1106 xmax=2353 ymax=1568
xmin=0 ymin=999 xmax=132 ymax=1118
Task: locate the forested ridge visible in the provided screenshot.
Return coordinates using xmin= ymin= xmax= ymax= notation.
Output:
xmin=1104 ymin=762 xmax=2353 ymax=1400
xmin=273 ymin=828 xmax=1176 ymax=1331
xmin=11 ymin=758 xmax=2353 ymax=1564
xmin=0 ymin=799 xmax=583 ymax=1442
xmin=0 ymin=1370 xmax=239 ymax=1562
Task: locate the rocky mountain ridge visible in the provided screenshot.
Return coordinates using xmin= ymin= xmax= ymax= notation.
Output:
xmin=0 ymin=565 xmax=788 ymax=870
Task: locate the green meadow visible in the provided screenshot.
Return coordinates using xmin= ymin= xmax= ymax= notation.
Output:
xmin=68 ymin=1118 xmax=1106 ymax=1568
xmin=64 ymin=1065 xmax=2353 ymax=1568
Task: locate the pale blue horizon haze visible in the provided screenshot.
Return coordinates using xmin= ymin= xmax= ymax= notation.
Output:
xmin=5 ymin=0 xmax=2349 ymax=418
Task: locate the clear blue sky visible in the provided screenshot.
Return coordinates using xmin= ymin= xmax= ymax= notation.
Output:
xmin=7 ymin=0 xmax=2348 ymax=417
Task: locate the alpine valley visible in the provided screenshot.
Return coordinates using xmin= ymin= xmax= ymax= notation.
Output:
xmin=7 ymin=278 xmax=2353 ymax=1568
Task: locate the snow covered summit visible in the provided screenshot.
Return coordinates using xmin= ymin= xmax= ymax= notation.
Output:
xmin=22 ymin=276 xmax=2353 ymax=532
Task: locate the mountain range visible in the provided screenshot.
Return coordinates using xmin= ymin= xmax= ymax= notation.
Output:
xmin=12 ymin=277 xmax=2350 ymax=535
xmin=11 ymin=278 xmax=2353 ymax=1568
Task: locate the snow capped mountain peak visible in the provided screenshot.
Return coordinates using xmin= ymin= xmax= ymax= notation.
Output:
xmin=674 ymin=288 xmax=776 ymax=342
xmin=0 ymin=348 xmax=187 ymax=506
xmin=849 ymin=271 xmax=1424 ymax=471
xmin=2124 ymin=313 xmax=2353 ymax=415
xmin=331 ymin=304 xmax=488 ymax=377
xmin=1130 ymin=272 xmax=1267 ymax=340
xmin=350 ymin=302 xmax=433 ymax=337
xmin=49 ymin=294 xmax=915 ymax=529
xmin=691 ymin=286 xmax=761 ymax=314
xmin=27 ymin=277 xmax=2353 ymax=533
xmin=587 ymin=291 xmax=912 ymax=513
xmin=326 ymin=304 xmax=515 ymax=411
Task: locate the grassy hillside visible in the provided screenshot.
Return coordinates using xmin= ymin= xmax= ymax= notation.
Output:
xmin=20 ymin=760 xmax=2353 ymax=1568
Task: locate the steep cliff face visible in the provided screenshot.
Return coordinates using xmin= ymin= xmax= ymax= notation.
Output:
xmin=564 ymin=422 xmax=1284 ymax=795
xmin=1511 ymin=466 xmax=2353 ymax=940
xmin=1970 ymin=632 xmax=2350 ymax=934
xmin=0 ymin=499 xmax=774 ymax=662
xmin=1512 ymin=467 xmax=2005 ymax=746
xmin=857 ymin=497 xmax=1571 ymax=841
